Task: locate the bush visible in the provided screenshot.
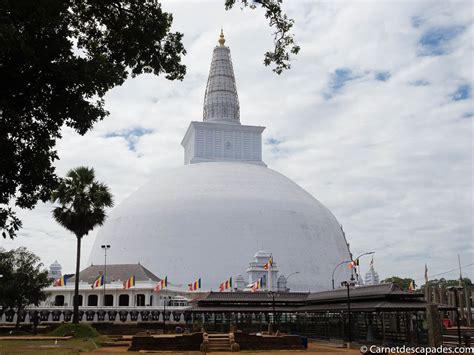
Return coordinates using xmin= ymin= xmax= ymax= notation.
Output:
xmin=49 ymin=323 xmax=99 ymax=338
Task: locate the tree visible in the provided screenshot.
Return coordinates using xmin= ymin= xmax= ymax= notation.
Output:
xmin=383 ymin=276 xmax=415 ymax=291
xmin=426 ymin=278 xmax=473 ymax=291
xmin=0 ymin=247 xmax=50 ymax=328
xmin=1 ymin=0 xmax=298 ymax=239
xmin=51 ymin=166 xmax=113 ymax=323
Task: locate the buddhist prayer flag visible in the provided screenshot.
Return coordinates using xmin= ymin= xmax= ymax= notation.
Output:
xmin=251 ymin=277 xmax=263 ymax=292
xmin=408 ymin=280 xmax=415 ymax=293
xmin=92 ymin=275 xmax=104 ymax=289
xmin=264 ymin=256 xmax=274 ymax=270
xmin=123 ymin=276 xmax=135 ymax=289
xmin=154 ymin=276 xmax=168 ymax=293
xmin=188 ymin=278 xmax=201 ymax=291
xmin=54 ymin=275 xmax=67 ymax=287
xmin=219 ymin=277 xmax=232 ymax=292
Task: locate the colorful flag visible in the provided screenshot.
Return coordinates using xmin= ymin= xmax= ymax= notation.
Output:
xmin=188 ymin=278 xmax=201 ymax=291
xmin=92 ymin=275 xmax=104 ymax=289
xmin=123 ymin=276 xmax=135 ymax=289
xmin=54 ymin=275 xmax=67 ymax=287
xmin=264 ymin=256 xmax=274 ymax=270
xmin=154 ymin=276 xmax=168 ymax=293
xmin=219 ymin=277 xmax=232 ymax=292
xmin=408 ymin=280 xmax=415 ymax=293
xmin=250 ymin=277 xmax=263 ymax=292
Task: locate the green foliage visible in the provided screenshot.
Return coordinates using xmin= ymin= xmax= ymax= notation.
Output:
xmin=225 ymin=0 xmax=300 ymax=74
xmin=49 ymin=323 xmax=100 ymax=338
xmin=425 ymin=278 xmax=473 ymax=290
xmin=0 ymin=0 xmax=184 ymax=239
xmin=0 ymin=247 xmax=51 ymax=327
xmin=383 ymin=276 xmax=414 ymax=291
xmin=51 ymin=166 xmax=114 ymax=237
xmin=51 ymin=166 xmax=113 ymax=323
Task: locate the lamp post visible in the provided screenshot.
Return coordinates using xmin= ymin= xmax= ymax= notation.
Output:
xmin=101 ymin=245 xmax=110 ymax=306
xmin=285 ymin=271 xmax=300 ymax=291
xmin=267 ymin=290 xmax=279 ymax=333
xmin=447 ymin=285 xmax=463 ymax=346
xmin=163 ymin=296 xmax=167 ymax=334
xmin=341 ymin=280 xmax=356 ymax=348
xmin=331 ymin=252 xmax=374 ymax=289
xmin=351 ymin=252 xmax=375 ymax=283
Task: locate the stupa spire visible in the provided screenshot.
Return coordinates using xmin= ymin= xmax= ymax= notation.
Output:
xmin=218 ymin=28 xmax=225 ymax=47
xmin=203 ymin=30 xmax=240 ymax=124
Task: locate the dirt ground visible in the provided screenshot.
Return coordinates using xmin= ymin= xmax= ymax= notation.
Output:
xmin=0 ymin=338 xmax=362 ymax=354
xmin=94 ymin=341 xmax=362 ymax=354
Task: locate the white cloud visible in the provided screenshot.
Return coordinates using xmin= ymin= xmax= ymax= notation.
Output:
xmin=3 ymin=0 xmax=473 ymax=285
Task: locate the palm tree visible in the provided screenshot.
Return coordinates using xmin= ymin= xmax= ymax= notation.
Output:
xmin=51 ymin=167 xmax=113 ymax=323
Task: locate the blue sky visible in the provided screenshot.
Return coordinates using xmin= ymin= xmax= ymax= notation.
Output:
xmin=4 ymin=0 xmax=473 ymax=285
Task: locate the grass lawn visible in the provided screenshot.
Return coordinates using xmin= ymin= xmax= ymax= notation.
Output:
xmin=0 ymin=336 xmax=107 ymax=353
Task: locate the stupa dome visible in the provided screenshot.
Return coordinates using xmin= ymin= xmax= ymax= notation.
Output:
xmin=89 ymin=162 xmax=351 ymax=290
xmin=88 ymin=31 xmax=352 ymax=291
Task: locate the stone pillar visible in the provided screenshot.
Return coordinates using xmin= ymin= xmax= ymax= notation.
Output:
xmin=464 ymin=288 xmax=472 ymax=327
xmin=448 ymin=292 xmax=455 ymax=324
xmin=426 ymin=304 xmax=443 ymax=347
xmin=458 ymin=292 xmax=465 ymax=321
xmin=433 ymin=286 xmax=440 ymax=304
xmin=425 ymin=285 xmax=432 ymax=303
xmin=439 ymin=286 xmax=446 ymax=304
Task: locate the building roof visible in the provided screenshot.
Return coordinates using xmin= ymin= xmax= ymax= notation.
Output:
xmin=68 ymin=264 xmax=161 ymax=284
xmin=306 ymin=283 xmax=423 ymax=303
xmin=188 ymin=284 xmax=441 ymax=313
xmin=202 ymin=291 xmax=309 ymax=303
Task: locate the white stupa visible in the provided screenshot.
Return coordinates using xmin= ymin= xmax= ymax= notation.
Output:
xmin=89 ymin=31 xmax=352 ymax=291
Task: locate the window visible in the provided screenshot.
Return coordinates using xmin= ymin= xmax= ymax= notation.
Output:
xmin=54 ymin=295 xmax=65 ymax=306
xmin=88 ymin=294 xmax=98 ymax=306
xmin=119 ymin=294 xmax=129 ymax=307
xmin=104 ymin=294 xmax=114 ymax=306
xmin=136 ymin=294 xmax=145 ymax=307
xmin=149 ymin=295 xmax=153 ymax=306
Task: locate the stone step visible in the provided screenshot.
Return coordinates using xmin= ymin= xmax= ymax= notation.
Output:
xmin=208 ymin=347 xmax=231 ymax=351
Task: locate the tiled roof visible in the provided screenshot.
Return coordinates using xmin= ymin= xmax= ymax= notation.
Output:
xmin=68 ymin=264 xmax=161 ymax=284
xmin=200 ymin=291 xmax=309 ymax=303
xmin=306 ymin=283 xmax=423 ymax=303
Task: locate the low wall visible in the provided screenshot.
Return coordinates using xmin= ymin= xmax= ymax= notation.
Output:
xmin=129 ymin=332 xmax=203 ymax=351
xmin=91 ymin=321 xmax=188 ymax=335
xmin=234 ymin=332 xmax=306 ymax=350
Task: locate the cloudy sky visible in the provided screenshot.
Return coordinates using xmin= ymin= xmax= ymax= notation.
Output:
xmin=3 ymin=0 xmax=473 ymax=285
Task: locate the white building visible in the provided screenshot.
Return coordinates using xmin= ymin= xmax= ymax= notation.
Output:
xmin=42 ymin=263 xmax=187 ymax=309
xmin=89 ymin=31 xmax=352 ymax=291
xmin=245 ymin=250 xmax=280 ymax=291
xmin=364 ymin=259 xmax=380 ymax=286
xmin=48 ymin=260 xmax=62 ymax=280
